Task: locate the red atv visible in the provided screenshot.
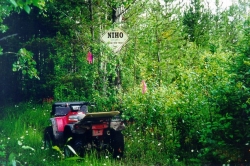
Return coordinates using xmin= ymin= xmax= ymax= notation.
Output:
xmin=43 ymin=101 xmax=125 ymax=158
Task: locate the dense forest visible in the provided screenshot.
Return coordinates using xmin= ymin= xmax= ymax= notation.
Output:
xmin=0 ymin=0 xmax=250 ymax=165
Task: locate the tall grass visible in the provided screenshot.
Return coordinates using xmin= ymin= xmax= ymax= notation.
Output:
xmin=0 ymin=102 xmax=183 ymax=166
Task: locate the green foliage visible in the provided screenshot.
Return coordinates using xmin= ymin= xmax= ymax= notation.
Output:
xmin=182 ymin=0 xmax=212 ymax=47
xmin=12 ymin=48 xmax=40 ymax=79
xmin=0 ymin=143 xmax=6 ymax=165
xmin=0 ymin=0 xmax=46 ymax=37
xmin=9 ymin=0 xmax=46 ymax=13
xmin=121 ymin=38 xmax=249 ymax=163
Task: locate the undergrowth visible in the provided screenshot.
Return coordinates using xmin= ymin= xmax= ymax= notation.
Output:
xmin=0 ymin=102 xmax=183 ymax=166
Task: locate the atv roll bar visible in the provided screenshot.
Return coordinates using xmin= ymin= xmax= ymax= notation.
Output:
xmin=51 ymin=101 xmax=95 ymax=116
xmin=52 ymin=101 xmax=95 ymax=107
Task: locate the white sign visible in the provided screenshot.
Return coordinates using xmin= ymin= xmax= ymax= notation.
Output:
xmin=101 ymin=27 xmax=128 ymax=53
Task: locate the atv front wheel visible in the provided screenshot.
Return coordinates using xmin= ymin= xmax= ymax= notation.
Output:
xmin=64 ymin=140 xmax=85 ymax=157
xmin=74 ymin=140 xmax=86 ymax=157
xmin=44 ymin=126 xmax=54 ymax=149
xmin=111 ymin=131 xmax=124 ymax=158
xmin=64 ymin=144 xmax=74 ymax=157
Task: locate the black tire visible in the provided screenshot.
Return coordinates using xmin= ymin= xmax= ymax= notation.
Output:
xmin=63 ymin=126 xmax=74 ymax=157
xmin=74 ymin=140 xmax=85 ymax=157
xmin=111 ymin=131 xmax=124 ymax=159
xmin=64 ymin=143 xmax=74 ymax=157
xmin=44 ymin=126 xmax=54 ymax=150
xmin=64 ymin=139 xmax=85 ymax=157
xmin=63 ymin=126 xmax=73 ymax=144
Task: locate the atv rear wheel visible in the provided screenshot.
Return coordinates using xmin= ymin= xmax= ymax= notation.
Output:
xmin=44 ymin=126 xmax=54 ymax=149
xmin=111 ymin=131 xmax=124 ymax=158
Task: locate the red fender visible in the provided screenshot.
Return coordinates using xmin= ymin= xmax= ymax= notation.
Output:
xmin=55 ymin=116 xmax=67 ymax=132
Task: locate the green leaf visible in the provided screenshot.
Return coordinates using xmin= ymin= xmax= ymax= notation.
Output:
xmin=0 ymin=25 xmax=9 ymax=33
xmin=52 ymin=146 xmax=61 ymax=152
xmin=22 ymin=70 xmax=27 ymax=75
xmin=65 ymin=156 xmax=83 ymax=160
xmin=8 ymin=153 xmax=15 ymax=162
xmin=22 ymin=145 xmax=35 ymax=151
xmin=66 ymin=145 xmax=78 ymax=156
xmin=32 ymin=0 xmax=45 ymax=9
xmin=242 ymin=104 xmax=247 ymax=109
xmin=24 ymin=5 xmax=31 ymax=14
xmin=9 ymin=0 xmax=18 ymax=7
xmin=66 ymin=137 xmax=72 ymax=143
xmin=0 ymin=47 xmax=3 ymax=55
